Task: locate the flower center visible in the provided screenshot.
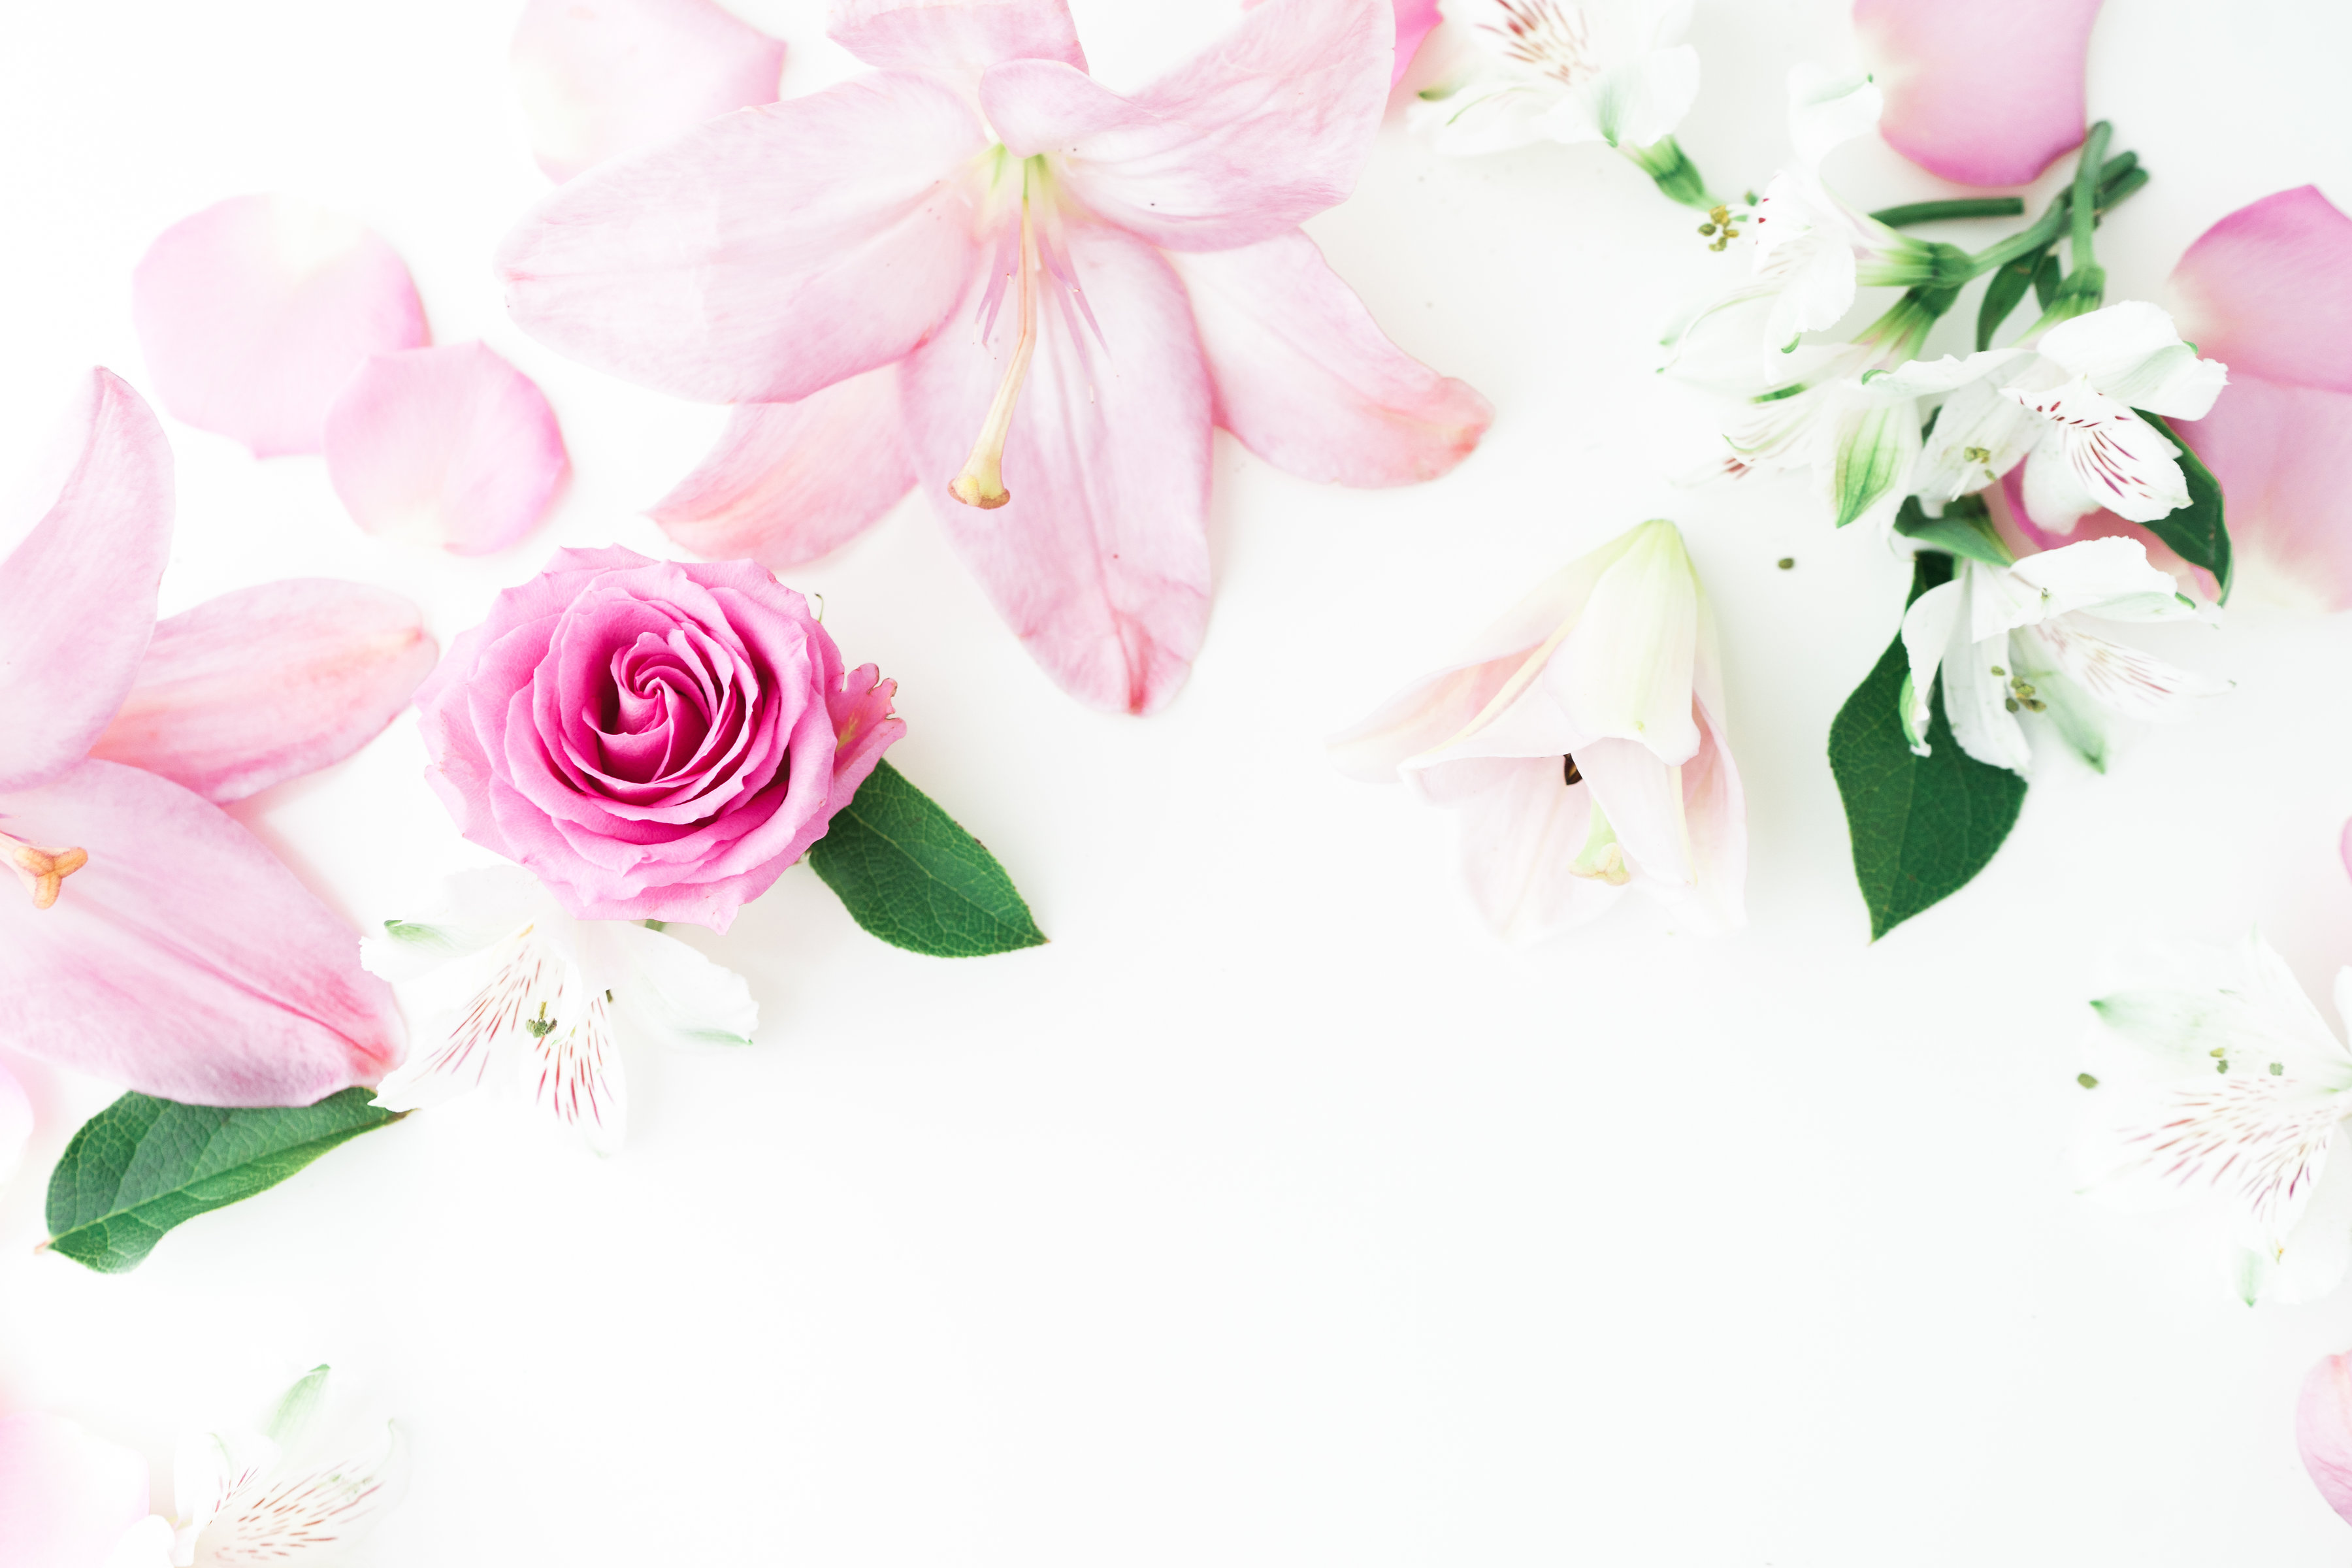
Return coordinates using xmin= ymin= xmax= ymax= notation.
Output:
xmin=949 ymin=156 xmax=1045 ymax=510
xmin=1480 ymin=0 xmax=1597 ymax=86
xmin=3 ymin=829 xmax=90 ymax=910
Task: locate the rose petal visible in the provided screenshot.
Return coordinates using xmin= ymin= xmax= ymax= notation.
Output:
xmin=512 ymin=0 xmax=786 ymax=182
xmin=0 ymin=370 xmax=172 ymax=795
xmin=828 ymin=0 xmax=1086 ymax=78
xmin=321 ymin=342 xmax=569 ymax=555
xmin=650 ymin=367 xmax=915 ymax=569
xmin=2175 ymin=376 xmax=2352 ymax=611
xmin=498 ymin=71 xmax=989 ymax=404
xmin=1167 ymin=228 xmax=1490 ymax=486
xmin=2168 ymin=185 xmax=2352 ymax=396
xmin=0 ymin=759 xmax=404 ymax=1106
xmin=900 ymin=218 xmax=1213 ymax=715
xmin=2300 ymin=1352 xmax=2352 ymax=1524
xmin=1854 ymin=0 xmax=2102 ymax=186
xmin=826 ymin=664 xmax=905 ymax=811
xmin=0 ymin=1414 xmax=150 ymax=1568
xmin=89 ymin=580 xmax=438 ymax=802
xmin=980 ymin=0 xmax=1392 ymax=253
xmin=131 ymin=195 xmax=427 ymax=457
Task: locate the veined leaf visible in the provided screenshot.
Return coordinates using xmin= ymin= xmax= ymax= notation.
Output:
xmin=808 ymin=761 xmax=1046 ymax=958
xmin=1829 ymin=555 xmax=2029 ymax=939
xmin=1892 ymin=494 xmax=2012 ymax=568
xmin=2136 ymin=409 xmax=2232 ymax=602
xmin=45 ymin=1088 xmax=404 ymax=1273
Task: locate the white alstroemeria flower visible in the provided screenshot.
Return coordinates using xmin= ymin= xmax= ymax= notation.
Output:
xmin=1895 ymin=300 xmax=2229 ymax=526
xmin=108 ymin=1366 xmax=401 ymax=1567
xmin=364 ymin=865 xmax=757 ymax=1155
xmin=1410 ymin=0 xmax=1699 ymax=157
xmin=2075 ymin=933 xmax=2352 ymax=1306
xmin=1898 ymin=536 xmax=2225 ymax=772
xmin=1705 ymin=332 xmax=1935 ymax=529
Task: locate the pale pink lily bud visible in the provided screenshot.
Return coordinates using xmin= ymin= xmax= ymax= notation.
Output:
xmin=2298 ymin=1352 xmax=2352 ymax=1524
xmin=1330 ymin=519 xmax=1744 ymax=941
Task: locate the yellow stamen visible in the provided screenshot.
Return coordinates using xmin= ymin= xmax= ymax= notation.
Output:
xmin=949 ymin=176 xmax=1039 ymax=510
xmin=5 ymin=832 xmax=90 ymax=911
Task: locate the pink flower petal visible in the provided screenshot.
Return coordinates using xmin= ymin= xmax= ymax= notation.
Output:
xmin=2174 ymin=376 xmax=2352 ymax=610
xmin=0 ymin=1414 xmax=150 ymax=1568
xmin=89 ymin=581 xmax=438 ymax=802
xmin=0 ymin=1059 xmax=29 ymax=1184
xmin=828 ymin=0 xmax=1085 ymax=78
xmin=900 ymin=219 xmax=1212 ymax=714
xmin=499 ymin=71 xmax=990 ymax=404
xmin=321 ymin=342 xmax=569 ymax=555
xmin=2300 ymin=1352 xmax=2352 ymax=1524
xmin=2168 ymin=186 xmax=2352 ymax=396
xmin=981 ymin=0 xmax=1392 ymax=253
xmin=1246 ymin=0 xmax=1429 ymax=84
xmin=1168 ymin=229 xmax=1490 ymax=486
xmin=0 ymin=759 xmax=403 ymax=1106
xmin=0 ymin=370 xmax=172 ymax=796
xmin=1854 ymin=0 xmax=2102 ymax=186
xmin=131 ymin=195 xmax=427 ymax=457
xmin=512 ymin=0 xmax=786 ymax=182
xmin=650 ymin=367 xmax=915 ymax=569
xmin=827 ymin=664 xmax=906 ymax=812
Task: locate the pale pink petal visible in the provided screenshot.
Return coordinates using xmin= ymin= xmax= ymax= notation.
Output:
xmin=0 ymin=370 xmax=172 ymax=795
xmin=828 ymin=0 xmax=1085 ymax=76
xmin=2300 ymin=1352 xmax=2352 ymax=1524
xmin=512 ymin=0 xmax=786 ymax=182
xmin=1245 ymin=0 xmax=1433 ymax=84
xmin=1573 ymin=736 xmax=1691 ymax=889
xmin=498 ymin=71 xmax=989 ymax=404
xmin=0 ymin=759 xmax=404 ymax=1106
xmin=0 ymin=1059 xmax=29 ymax=1184
xmin=2175 ymin=377 xmax=2352 ymax=611
xmin=131 ymin=195 xmax=427 ymax=457
xmin=828 ymin=664 xmax=905 ymax=811
xmin=981 ymin=0 xmax=1392 ymax=252
xmin=321 ymin=343 xmax=568 ymax=555
xmin=900 ymin=220 xmax=1211 ymax=714
xmin=1990 ymin=468 xmax=2217 ymax=602
xmin=89 ymin=581 xmax=438 ymax=802
xmin=1678 ymin=692 xmax=1747 ymax=934
xmin=0 ymin=1414 xmax=150 ymax=1568
xmin=1429 ymin=757 xmax=1624 ymax=941
xmin=650 ymin=368 xmax=914 ymax=568
xmin=1854 ymin=0 xmax=2102 ymax=186
xmin=2168 ymin=186 xmax=2352 ymax=396
xmin=1166 ymin=229 xmax=1490 ymax=486
xmin=1328 ymin=653 xmax=1527 ymax=783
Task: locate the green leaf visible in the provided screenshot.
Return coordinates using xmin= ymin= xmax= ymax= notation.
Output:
xmin=44 ymin=1089 xmax=404 ymax=1273
xmin=807 ymin=760 xmax=1047 ymax=958
xmin=1975 ymin=244 xmax=2049 ymax=350
xmin=1829 ymin=555 xmax=2029 ymax=940
xmin=2135 ymin=409 xmax=2232 ymax=602
xmin=1892 ymin=494 xmax=2014 ymax=568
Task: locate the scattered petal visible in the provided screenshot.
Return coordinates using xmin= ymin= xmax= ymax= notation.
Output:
xmin=0 ymin=1058 xmax=27 ymax=1186
xmin=1854 ymin=0 xmax=2101 ymax=186
xmin=2300 ymin=1351 xmax=2352 ymax=1524
xmin=2168 ymin=186 xmax=2352 ymax=395
xmin=0 ymin=1414 xmax=151 ymax=1568
xmin=512 ymin=0 xmax=786 ymax=182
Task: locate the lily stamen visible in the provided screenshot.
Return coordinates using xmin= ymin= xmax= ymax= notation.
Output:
xmin=3 ymin=831 xmax=90 ymax=910
xmin=949 ymin=174 xmax=1039 ymax=510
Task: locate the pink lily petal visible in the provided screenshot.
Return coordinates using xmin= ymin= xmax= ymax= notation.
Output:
xmin=498 ymin=71 xmax=990 ymax=404
xmin=900 ymin=219 xmax=1212 ymax=714
xmin=828 ymin=0 xmax=1085 ymax=77
xmin=1679 ymin=689 xmax=1746 ymax=934
xmin=650 ymin=367 xmax=914 ymax=569
xmin=0 ymin=1414 xmax=150 ymax=1568
xmin=131 ymin=195 xmax=427 ymax=457
xmin=0 ymin=759 xmax=403 ymax=1107
xmin=1573 ymin=736 xmax=1691 ymax=887
xmin=827 ymin=664 xmax=906 ymax=811
xmin=981 ymin=0 xmax=1392 ymax=253
xmin=512 ymin=0 xmax=786 ymax=182
xmin=0 ymin=369 xmax=172 ymax=796
xmin=2300 ymin=1352 xmax=2352 ymax=1524
xmin=321 ymin=342 xmax=569 ymax=555
xmin=1245 ymin=0 xmax=1432 ymax=85
xmin=1428 ymin=757 xmax=1625 ymax=940
xmin=1854 ymin=0 xmax=2102 ymax=186
xmin=2174 ymin=378 xmax=2352 ymax=610
xmin=90 ymin=581 xmax=438 ymax=802
xmin=1167 ymin=229 xmax=1490 ymax=486
xmin=0 ymin=1058 xmax=28 ymax=1184
xmin=2169 ymin=186 xmax=2352 ymax=396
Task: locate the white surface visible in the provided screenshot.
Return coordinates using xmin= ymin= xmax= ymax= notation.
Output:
xmin=4 ymin=0 xmax=2352 ymax=1561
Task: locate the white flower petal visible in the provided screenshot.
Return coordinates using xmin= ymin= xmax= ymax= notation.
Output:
xmin=190 ymin=1424 xmax=402 ymax=1566
xmin=523 ymin=970 xmax=627 ymax=1156
xmin=2037 ymin=301 xmax=2197 ymax=392
xmin=2244 ymin=1128 xmax=2352 ymax=1305
xmin=586 ymin=921 xmax=759 ymax=1052
xmin=1576 ymin=42 xmax=1699 ymax=147
xmin=361 ymin=866 xmax=549 ymax=984
xmin=1941 ymin=629 xmax=2032 ymax=773
xmin=1439 ymin=757 xmax=1627 ymax=942
xmin=1912 ymin=376 xmax=2041 ymax=507
xmin=1896 ymin=578 xmax=1962 ymax=753
xmin=1544 ymin=518 xmax=1702 ymax=761
xmin=1785 ymin=62 xmax=1881 ymax=167
xmin=2019 ymin=618 xmax=2229 ymax=724
xmin=369 ymin=931 xmax=557 ymax=1114
xmin=172 ymin=1429 xmax=278 ymax=1543
xmin=2008 ymin=378 xmax=2191 ymax=525
xmin=2007 ymin=536 xmax=2193 ymax=622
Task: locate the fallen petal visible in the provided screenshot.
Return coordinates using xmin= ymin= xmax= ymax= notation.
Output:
xmin=512 ymin=0 xmax=786 ymax=182
xmin=0 ymin=1058 xmax=28 ymax=1186
xmin=2302 ymin=1352 xmax=2352 ymax=1522
xmin=90 ymin=580 xmax=438 ymax=802
xmin=0 ymin=759 xmax=404 ymax=1107
xmin=829 ymin=0 xmax=1086 ymax=78
xmin=0 ymin=1414 xmax=151 ymax=1568
xmin=0 ymin=370 xmax=173 ymax=795
xmin=1854 ymin=0 xmax=2102 ymax=186
xmin=321 ymin=342 xmax=568 ymax=555
xmin=131 ymin=195 xmax=427 ymax=457
xmin=2174 ymin=376 xmax=2352 ymax=611
xmin=2168 ymin=185 xmax=2352 ymax=396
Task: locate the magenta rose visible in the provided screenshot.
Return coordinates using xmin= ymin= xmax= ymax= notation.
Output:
xmin=416 ymin=546 xmax=902 ymax=929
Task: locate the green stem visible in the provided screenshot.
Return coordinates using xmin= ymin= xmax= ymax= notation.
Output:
xmin=2069 ymin=121 xmax=2113 ymax=273
xmin=1869 ymin=197 xmax=2025 ymax=227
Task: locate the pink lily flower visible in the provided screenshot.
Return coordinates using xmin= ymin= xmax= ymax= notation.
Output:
xmin=510 ymin=0 xmax=786 ymax=182
xmin=0 ymin=371 xmax=431 ymax=1107
xmin=0 ymin=1412 xmax=150 ymax=1568
xmin=1247 ymin=0 xmax=1436 ymax=84
xmin=500 ymin=0 xmax=1492 ymax=714
xmin=1853 ymin=0 xmax=2103 ymax=186
xmin=2166 ymin=186 xmax=2352 ymax=610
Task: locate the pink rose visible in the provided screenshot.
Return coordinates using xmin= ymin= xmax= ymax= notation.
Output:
xmin=416 ymin=546 xmax=902 ymax=929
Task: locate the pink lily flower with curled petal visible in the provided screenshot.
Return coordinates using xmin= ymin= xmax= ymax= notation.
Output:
xmin=501 ymin=0 xmax=1492 ymax=714
xmin=0 ymin=370 xmax=431 ymax=1107
xmin=1854 ymin=0 xmax=2104 ymax=186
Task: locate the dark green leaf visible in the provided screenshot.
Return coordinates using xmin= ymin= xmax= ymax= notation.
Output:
xmin=808 ymin=761 xmax=1047 ymax=958
xmin=44 ymin=1089 xmax=404 ymax=1273
xmin=2031 ymin=249 xmax=2064 ymax=309
xmin=1829 ymin=556 xmax=2029 ymax=940
xmin=2136 ymin=409 xmax=2232 ymax=602
xmin=1892 ymin=494 xmax=2012 ymax=568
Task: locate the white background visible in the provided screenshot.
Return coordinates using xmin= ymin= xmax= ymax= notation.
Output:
xmin=5 ymin=0 xmax=2352 ymax=1561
